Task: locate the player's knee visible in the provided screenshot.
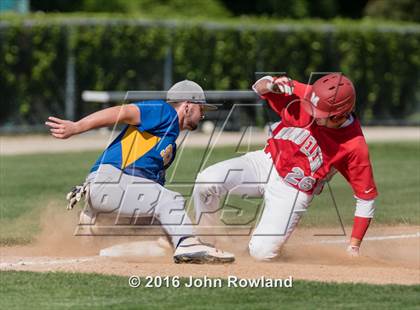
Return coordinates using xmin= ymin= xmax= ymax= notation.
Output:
xmin=88 ymin=183 xmax=124 ymax=212
xmin=248 ymin=237 xmax=285 ymax=261
xmin=194 ymin=171 xmax=207 ymax=189
xmin=194 ymin=170 xmax=224 ymax=198
xmin=248 ymin=243 xmax=275 ymax=261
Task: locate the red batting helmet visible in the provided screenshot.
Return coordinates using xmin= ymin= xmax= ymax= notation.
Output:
xmin=302 ymin=73 xmax=356 ymax=118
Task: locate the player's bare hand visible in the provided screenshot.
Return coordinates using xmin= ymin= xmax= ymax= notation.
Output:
xmin=45 ymin=116 xmax=79 ymax=139
xmin=346 ymin=245 xmax=360 ymax=257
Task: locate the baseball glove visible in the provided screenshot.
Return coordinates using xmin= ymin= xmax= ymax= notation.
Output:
xmin=66 ymin=182 xmax=90 ymax=210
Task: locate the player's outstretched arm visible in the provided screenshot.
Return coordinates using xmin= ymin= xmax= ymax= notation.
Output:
xmin=45 ymin=104 xmax=140 ymax=139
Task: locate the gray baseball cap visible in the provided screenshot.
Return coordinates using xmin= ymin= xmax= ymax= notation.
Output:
xmin=166 ymin=80 xmax=217 ymax=111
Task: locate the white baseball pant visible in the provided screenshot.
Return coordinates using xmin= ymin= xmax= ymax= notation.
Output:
xmin=193 ymin=150 xmax=313 ymax=260
xmin=84 ymin=164 xmax=193 ymax=247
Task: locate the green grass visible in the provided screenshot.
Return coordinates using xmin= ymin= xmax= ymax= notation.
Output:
xmin=1 ymin=271 xmax=419 ymax=310
xmin=0 ymin=143 xmax=419 ymax=245
xmin=0 ymin=152 xmax=99 ymax=244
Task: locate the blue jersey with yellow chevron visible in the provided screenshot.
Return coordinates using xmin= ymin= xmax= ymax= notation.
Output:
xmin=90 ymin=100 xmax=179 ymax=185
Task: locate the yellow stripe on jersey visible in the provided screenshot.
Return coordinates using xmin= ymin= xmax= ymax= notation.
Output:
xmin=120 ymin=126 xmax=160 ymax=169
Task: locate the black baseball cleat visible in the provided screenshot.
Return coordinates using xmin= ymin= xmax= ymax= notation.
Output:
xmin=173 ymin=237 xmax=235 ymax=264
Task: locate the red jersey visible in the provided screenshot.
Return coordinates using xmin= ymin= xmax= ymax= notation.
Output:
xmin=262 ymin=81 xmax=378 ymax=200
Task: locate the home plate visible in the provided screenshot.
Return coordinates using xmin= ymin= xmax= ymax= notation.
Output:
xmin=99 ymin=238 xmax=172 ymax=257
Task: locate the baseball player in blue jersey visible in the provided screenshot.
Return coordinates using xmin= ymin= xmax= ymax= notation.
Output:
xmin=45 ymin=80 xmax=234 ymax=264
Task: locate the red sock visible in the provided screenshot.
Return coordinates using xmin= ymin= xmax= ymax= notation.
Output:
xmin=351 ymin=216 xmax=371 ymax=240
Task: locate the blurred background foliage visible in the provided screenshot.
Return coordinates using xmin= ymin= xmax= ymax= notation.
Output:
xmin=29 ymin=0 xmax=231 ymax=18
xmin=26 ymin=0 xmax=419 ymax=22
xmin=0 ymin=0 xmax=419 ymax=130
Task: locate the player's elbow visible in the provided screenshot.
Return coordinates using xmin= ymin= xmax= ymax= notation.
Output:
xmin=120 ymin=104 xmax=140 ymax=125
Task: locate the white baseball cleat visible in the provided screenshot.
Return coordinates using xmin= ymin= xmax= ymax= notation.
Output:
xmin=74 ymin=206 xmax=98 ymax=236
xmin=78 ymin=206 xmax=97 ymax=225
xmin=173 ymin=237 xmax=235 ymax=264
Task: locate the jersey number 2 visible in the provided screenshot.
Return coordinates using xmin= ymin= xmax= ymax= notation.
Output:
xmin=284 ymin=167 xmax=316 ymax=191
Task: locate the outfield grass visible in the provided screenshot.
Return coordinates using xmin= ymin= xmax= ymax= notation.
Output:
xmin=0 ymin=143 xmax=419 ymax=244
xmin=1 ymin=271 xmax=419 ymax=310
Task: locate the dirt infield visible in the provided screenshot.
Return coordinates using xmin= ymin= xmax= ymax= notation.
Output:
xmin=1 ymin=207 xmax=419 ymax=285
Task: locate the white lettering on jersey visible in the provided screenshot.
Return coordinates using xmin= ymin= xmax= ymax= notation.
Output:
xmin=275 ymin=127 xmax=310 ymax=144
xmin=284 ymin=166 xmax=316 ymax=191
xmin=267 ymin=122 xmax=281 ymax=137
xmin=300 ymin=136 xmax=317 ymax=156
xmin=275 ymin=127 xmax=290 ymax=139
xmin=275 ymin=127 xmax=323 ymax=174
xmin=308 ymin=146 xmax=323 ymax=173
xmin=310 ymin=92 xmax=320 ymax=106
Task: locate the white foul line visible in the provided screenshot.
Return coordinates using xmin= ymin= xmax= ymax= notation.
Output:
xmin=316 ymin=232 xmax=420 ymax=244
xmin=0 ymin=257 xmax=96 ymax=269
